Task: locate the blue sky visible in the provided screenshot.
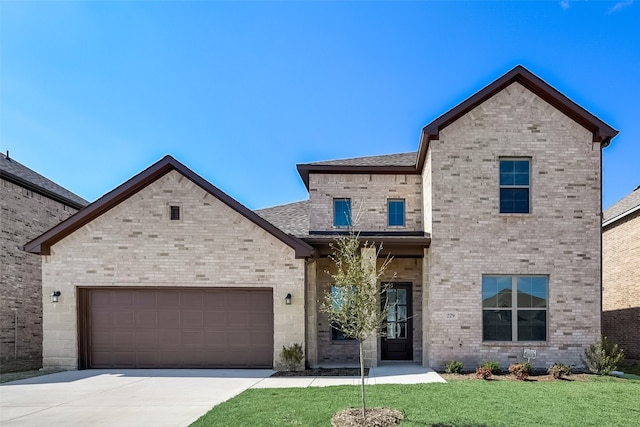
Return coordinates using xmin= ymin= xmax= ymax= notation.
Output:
xmin=1 ymin=1 xmax=638 ymax=210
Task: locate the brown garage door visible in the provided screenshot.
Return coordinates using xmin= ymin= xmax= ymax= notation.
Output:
xmin=78 ymin=288 xmax=273 ymax=369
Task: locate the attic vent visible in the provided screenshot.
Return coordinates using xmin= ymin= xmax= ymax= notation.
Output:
xmin=170 ymin=205 xmax=180 ymax=220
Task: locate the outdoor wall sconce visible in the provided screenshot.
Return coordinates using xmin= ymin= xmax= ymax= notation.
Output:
xmin=50 ymin=291 xmax=61 ymax=303
xmin=285 ymin=293 xmax=292 ymax=305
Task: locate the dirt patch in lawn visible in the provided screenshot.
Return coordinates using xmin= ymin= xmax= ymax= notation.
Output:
xmin=273 ymin=368 xmax=369 ymax=377
xmin=332 ymin=407 xmax=403 ymax=427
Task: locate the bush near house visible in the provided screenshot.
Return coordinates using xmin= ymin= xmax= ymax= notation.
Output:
xmin=480 ymin=361 xmax=501 ymax=375
xmin=508 ymin=363 xmax=532 ymax=380
xmin=475 ymin=366 xmax=493 ymax=380
xmin=582 ymin=336 xmax=625 ymax=375
xmin=444 ymin=360 xmax=463 ymax=374
xmin=547 ymin=363 xmax=572 ymax=379
xmin=280 ymin=343 xmax=304 ymax=371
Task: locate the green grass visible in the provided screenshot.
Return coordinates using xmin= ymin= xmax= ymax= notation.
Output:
xmin=0 ymin=369 xmax=63 ymax=384
xmin=191 ymin=377 xmax=640 ymax=427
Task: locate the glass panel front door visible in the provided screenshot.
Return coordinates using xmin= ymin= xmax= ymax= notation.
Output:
xmin=382 ymin=283 xmax=412 ymax=360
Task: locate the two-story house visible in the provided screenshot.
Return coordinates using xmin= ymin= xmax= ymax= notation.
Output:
xmin=1 ymin=152 xmax=88 ymax=372
xmin=25 ymin=66 xmax=617 ymax=371
xmin=602 ymin=187 xmax=640 ymax=360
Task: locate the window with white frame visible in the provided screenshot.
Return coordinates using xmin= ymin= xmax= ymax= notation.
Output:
xmin=499 ymin=159 xmax=530 ymax=213
xmin=482 ymin=275 xmax=548 ymax=341
xmin=333 ymin=198 xmax=352 ymax=227
xmin=387 ymin=199 xmax=405 ymax=227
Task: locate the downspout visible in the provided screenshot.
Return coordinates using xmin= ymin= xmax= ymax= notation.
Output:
xmin=599 ymin=141 xmax=604 ymax=338
xmin=14 ymin=309 xmax=18 ymax=358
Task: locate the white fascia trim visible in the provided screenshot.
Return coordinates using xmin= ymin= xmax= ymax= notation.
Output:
xmin=603 ymin=204 xmax=640 ymax=228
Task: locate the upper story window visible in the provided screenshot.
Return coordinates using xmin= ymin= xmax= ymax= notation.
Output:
xmin=388 ymin=199 xmax=406 ymax=227
xmin=482 ymin=275 xmax=548 ymax=342
xmin=499 ymin=159 xmax=530 ymax=214
xmin=333 ymin=198 xmax=352 ymax=227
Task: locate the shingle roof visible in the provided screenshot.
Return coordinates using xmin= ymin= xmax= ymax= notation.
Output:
xmin=303 ymin=152 xmax=417 ymax=167
xmin=417 ymin=65 xmax=618 ymax=170
xmin=25 ymin=155 xmax=314 ymax=258
xmin=0 ymin=152 xmax=89 ymax=209
xmin=603 ymin=186 xmax=640 ymax=225
xmin=255 ymin=200 xmax=310 ymax=238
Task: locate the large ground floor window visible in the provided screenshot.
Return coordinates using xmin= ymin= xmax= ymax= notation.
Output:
xmin=482 ymin=275 xmax=548 ymax=342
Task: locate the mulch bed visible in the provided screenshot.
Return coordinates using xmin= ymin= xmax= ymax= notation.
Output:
xmin=440 ymin=372 xmax=592 ymax=382
xmin=332 ymin=407 xmax=403 ymax=427
xmin=273 ymin=368 xmax=368 ymax=377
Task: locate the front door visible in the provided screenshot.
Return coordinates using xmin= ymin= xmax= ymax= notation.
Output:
xmin=381 ymin=283 xmax=412 ymax=360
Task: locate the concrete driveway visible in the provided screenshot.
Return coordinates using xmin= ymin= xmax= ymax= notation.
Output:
xmin=0 ymin=369 xmax=273 ymax=427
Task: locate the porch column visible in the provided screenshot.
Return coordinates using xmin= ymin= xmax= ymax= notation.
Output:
xmin=305 ymin=259 xmax=318 ymax=367
xmin=361 ymin=246 xmax=378 ymax=367
xmin=422 ymin=247 xmax=430 ymax=367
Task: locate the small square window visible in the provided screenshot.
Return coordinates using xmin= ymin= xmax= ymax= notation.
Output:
xmin=388 ymin=199 xmax=405 ymax=227
xmin=333 ymin=198 xmax=351 ymax=227
xmin=170 ymin=205 xmax=180 ymax=220
xmin=499 ymin=159 xmax=530 ymax=213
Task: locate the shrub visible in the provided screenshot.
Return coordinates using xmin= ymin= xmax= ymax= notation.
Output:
xmin=548 ymin=363 xmax=572 ymax=379
xmin=480 ymin=361 xmax=501 ymax=375
xmin=444 ymin=360 xmax=464 ymax=374
xmin=508 ymin=363 xmax=532 ymax=381
xmin=475 ymin=366 xmax=492 ymax=380
xmin=280 ymin=343 xmax=304 ymax=371
xmin=582 ymin=336 xmax=624 ymax=375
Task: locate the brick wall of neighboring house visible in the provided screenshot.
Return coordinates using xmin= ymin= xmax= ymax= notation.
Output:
xmin=424 ymin=81 xmax=602 ymax=370
xmin=314 ymin=257 xmax=423 ymax=366
xmin=1 ymin=179 xmax=80 ymax=372
xmin=603 ymin=210 xmax=640 ymax=359
xmin=308 ymin=173 xmax=422 ymax=231
xmin=40 ymin=170 xmax=306 ymax=370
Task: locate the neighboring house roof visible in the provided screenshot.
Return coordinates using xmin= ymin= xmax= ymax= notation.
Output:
xmin=296 ymin=66 xmax=618 ymax=188
xmin=297 ymin=152 xmax=419 ymax=189
xmin=0 ymin=152 xmax=89 ymax=209
xmin=255 ymin=200 xmax=310 ymax=238
xmin=417 ymin=65 xmax=619 ymax=170
xmin=603 ymin=186 xmax=640 ymax=227
xmin=24 ymin=155 xmax=314 ymax=258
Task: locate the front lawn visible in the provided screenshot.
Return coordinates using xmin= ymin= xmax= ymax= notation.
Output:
xmin=191 ymin=376 xmax=640 ymax=426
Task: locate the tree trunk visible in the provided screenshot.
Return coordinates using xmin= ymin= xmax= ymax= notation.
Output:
xmin=359 ymin=340 xmax=366 ymax=419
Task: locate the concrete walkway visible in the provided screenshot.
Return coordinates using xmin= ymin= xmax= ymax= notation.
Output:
xmin=252 ymin=364 xmax=446 ymax=388
xmin=0 ymin=365 xmax=444 ymax=426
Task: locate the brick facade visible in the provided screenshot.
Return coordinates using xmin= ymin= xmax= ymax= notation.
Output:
xmin=40 ymin=170 xmax=306 ymax=370
xmin=603 ymin=209 xmax=640 ymax=359
xmin=306 ymin=81 xmax=604 ymax=370
xmin=29 ymin=66 xmax=615 ymax=372
xmin=424 ymin=82 xmax=602 ymax=370
xmin=308 ymin=173 xmax=422 ymax=232
xmin=1 ymin=179 xmax=80 ymax=372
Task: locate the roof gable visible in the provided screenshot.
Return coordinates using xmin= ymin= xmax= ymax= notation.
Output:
xmin=0 ymin=152 xmax=88 ymax=209
xmin=24 ymin=155 xmax=314 ymax=258
xmin=417 ymin=65 xmax=618 ymax=170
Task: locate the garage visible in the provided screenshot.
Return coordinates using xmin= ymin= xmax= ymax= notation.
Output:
xmin=78 ymin=288 xmax=274 ymax=369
